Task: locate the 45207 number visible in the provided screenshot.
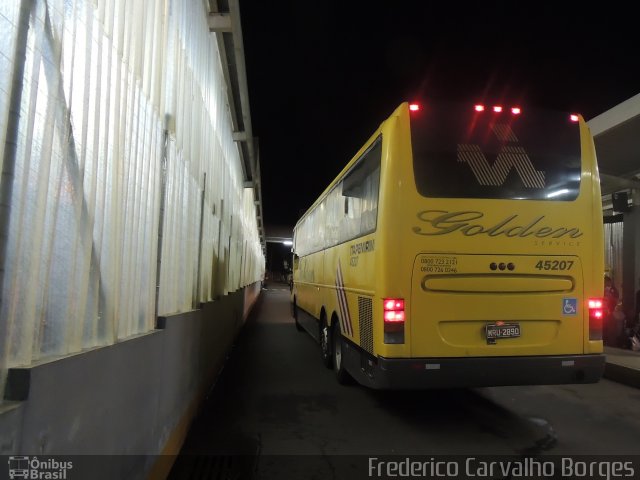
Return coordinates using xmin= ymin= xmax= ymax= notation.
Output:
xmin=535 ymin=260 xmax=574 ymax=271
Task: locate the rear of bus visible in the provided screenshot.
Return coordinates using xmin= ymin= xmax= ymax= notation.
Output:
xmin=366 ymin=100 xmax=605 ymax=389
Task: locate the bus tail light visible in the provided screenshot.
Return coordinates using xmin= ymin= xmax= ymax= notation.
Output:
xmin=384 ymin=298 xmax=405 ymax=322
xmin=384 ymin=298 xmax=405 ymax=344
xmin=409 ymin=103 xmax=421 ymax=112
xmin=588 ymin=298 xmax=604 ymax=340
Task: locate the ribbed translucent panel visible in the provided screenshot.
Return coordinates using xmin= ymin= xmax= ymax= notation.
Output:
xmin=0 ymin=0 xmax=264 ymax=387
xmin=604 ymin=222 xmax=623 ymax=297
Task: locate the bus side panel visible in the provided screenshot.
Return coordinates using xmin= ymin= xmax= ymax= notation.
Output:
xmin=322 ymin=245 xmax=340 ymax=332
xmin=372 ymin=108 xmax=414 ymax=360
xmin=296 ymin=251 xmax=324 ymax=320
xmin=323 ymin=235 xmax=378 ymax=347
xmin=293 ymin=255 xmax=309 ymax=315
xmin=582 ymin=120 xmax=604 ymax=354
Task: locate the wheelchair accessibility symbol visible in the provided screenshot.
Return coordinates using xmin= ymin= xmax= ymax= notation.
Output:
xmin=562 ymin=298 xmax=577 ymax=315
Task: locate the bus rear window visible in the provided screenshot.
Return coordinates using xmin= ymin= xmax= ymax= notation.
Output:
xmin=410 ymin=102 xmax=581 ymax=200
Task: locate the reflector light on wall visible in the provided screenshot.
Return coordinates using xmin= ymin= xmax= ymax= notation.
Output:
xmin=409 ymin=104 xmax=420 ymax=112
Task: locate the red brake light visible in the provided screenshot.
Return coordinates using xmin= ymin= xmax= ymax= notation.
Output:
xmin=588 ymin=297 xmax=604 ymax=340
xmin=384 ymin=311 xmax=405 ymax=322
xmin=383 ymin=298 xmax=405 ymax=323
xmin=493 ymin=106 xmax=503 ymax=113
xmin=570 ymin=114 xmax=579 ymax=122
xmin=474 ymin=104 xmax=485 ymax=112
xmin=511 ymin=107 xmax=521 ymax=115
xmin=409 ymin=103 xmax=420 ymax=112
xmin=383 ymin=298 xmax=406 ymax=343
xmin=588 ymin=299 xmax=603 ymax=309
xmin=384 ymin=299 xmax=404 ymax=310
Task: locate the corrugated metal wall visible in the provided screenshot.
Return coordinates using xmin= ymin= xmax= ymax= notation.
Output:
xmin=0 ymin=0 xmax=264 ymax=396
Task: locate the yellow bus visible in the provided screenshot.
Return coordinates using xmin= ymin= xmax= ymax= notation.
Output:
xmin=291 ymin=100 xmax=605 ymax=389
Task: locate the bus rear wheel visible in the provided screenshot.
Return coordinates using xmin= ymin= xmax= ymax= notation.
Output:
xmin=332 ymin=323 xmax=352 ymax=384
xmin=320 ymin=318 xmax=332 ymax=368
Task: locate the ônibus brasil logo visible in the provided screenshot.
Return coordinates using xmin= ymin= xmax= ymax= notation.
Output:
xmin=7 ymin=456 xmax=73 ymax=479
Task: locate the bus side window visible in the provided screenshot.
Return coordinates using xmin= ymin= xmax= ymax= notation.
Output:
xmin=339 ymin=138 xmax=382 ymax=242
xmin=324 ymin=184 xmax=341 ymax=248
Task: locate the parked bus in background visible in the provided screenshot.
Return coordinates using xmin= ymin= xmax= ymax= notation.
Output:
xmin=291 ymin=99 xmax=605 ymax=389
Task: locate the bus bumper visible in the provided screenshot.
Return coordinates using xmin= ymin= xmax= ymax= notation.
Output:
xmin=346 ymin=349 xmax=605 ymax=389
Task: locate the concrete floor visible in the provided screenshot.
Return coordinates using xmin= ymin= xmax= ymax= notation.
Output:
xmin=169 ymin=284 xmax=640 ymax=479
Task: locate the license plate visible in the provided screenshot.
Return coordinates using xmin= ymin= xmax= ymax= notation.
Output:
xmin=486 ymin=323 xmax=521 ymax=340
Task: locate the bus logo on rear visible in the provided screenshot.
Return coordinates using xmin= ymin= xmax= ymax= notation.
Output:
xmin=413 ymin=210 xmax=583 ymax=239
xmin=458 ymin=144 xmax=545 ymax=188
xmin=457 ymin=122 xmax=546 ymax=189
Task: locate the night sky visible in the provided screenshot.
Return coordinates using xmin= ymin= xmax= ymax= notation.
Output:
xmin=241 ymin=2 xmax=639 ymax=232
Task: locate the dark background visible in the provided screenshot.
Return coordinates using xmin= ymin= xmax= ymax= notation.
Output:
xmin=240 ymin=1 xmax=639 ymax=263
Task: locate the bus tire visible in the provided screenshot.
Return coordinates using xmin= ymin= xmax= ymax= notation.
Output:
xmin=320 ymin=317 xmax=332 ymax=369
xmin=332 ymin=322 xmax=353 ymax=385
xmin=292 ymin=299 xmax=303 ymax=332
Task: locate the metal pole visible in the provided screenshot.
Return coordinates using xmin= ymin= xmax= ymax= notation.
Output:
xmin=196 ymin=173 xmax=206 ymax=307
xmin=154 ymin=122 xmax=169 ymax=323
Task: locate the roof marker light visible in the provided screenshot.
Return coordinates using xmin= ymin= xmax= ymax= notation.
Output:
xmin=474 ymin=104 xmax=485 ymax=112
xmin=511 ymin=107 xmax=521 ymax=115
xmin=570 ymin=114 xmax=579 ymax=122
xmin=493 ymin=106 xmax=503 ymax=113
xmin=409 ymin=103 xmax=420 ymax=112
